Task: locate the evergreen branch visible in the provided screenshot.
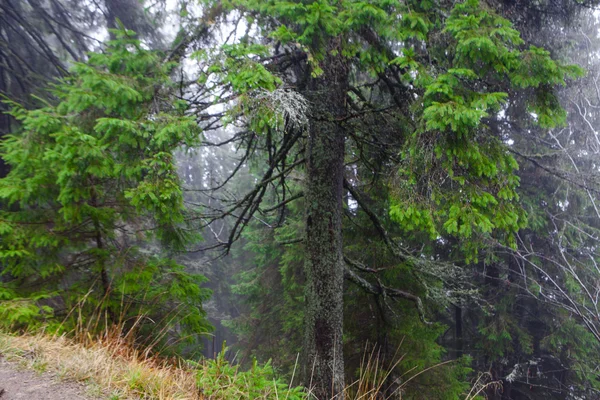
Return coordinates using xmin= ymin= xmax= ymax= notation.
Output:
xmin=276 ymin=238 xmax=304 ymax=246
xmin=260 ymin=192 xmax=304 ymax=213
xmin=508 ymin=148 xmax=600 ymax=196
xmin=343 ymin=258 xmax=431 ymax=325
xmin=343 ymin=178 xmax=408 ymax=261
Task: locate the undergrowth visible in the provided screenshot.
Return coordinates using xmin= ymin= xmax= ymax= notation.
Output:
xmin=0 ymin=328 xmax=305 ymax=400
xmin=0 ymin=306 xmax=497 ymax=400
xmin=0 ymin=328 xmax=498 ymax=399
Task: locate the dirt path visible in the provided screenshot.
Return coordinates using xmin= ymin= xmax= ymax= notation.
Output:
xmin=0 ymin=357 xmax=95 ymax=400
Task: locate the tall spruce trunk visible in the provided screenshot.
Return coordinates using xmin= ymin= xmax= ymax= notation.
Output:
xmin=303 ymin=38 xmax=348 ymax=399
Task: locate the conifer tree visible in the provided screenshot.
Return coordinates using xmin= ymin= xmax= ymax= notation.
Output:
xmin=0 ymin=31 xmax=212 ymax=345
xmin=190 ymin=0 xmax=585 ymax=396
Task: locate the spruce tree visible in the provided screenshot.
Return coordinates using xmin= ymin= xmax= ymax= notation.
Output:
xmin=0 ymin=31 xmax=212 ymax=346
xmin=191 ymin=0 xmax=584 ymax=396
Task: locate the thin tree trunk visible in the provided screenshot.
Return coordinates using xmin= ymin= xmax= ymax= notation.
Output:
xmin=455 ymin=305 xmax=463 ymax=359
xmin=91 ymin=189 xmax=113 ymax=322
xmin=95 ymin=226 xmax=110 ymax=297
xmin=303 ymin=37 xmax=348 ymax=399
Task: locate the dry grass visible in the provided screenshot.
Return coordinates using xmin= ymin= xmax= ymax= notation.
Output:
xmin=464 ymin=373 xmax=502 ymax=400
xmin=0 ymin=326 xmax=306 ymax=400
xmin=342 ymin=344 xmax=460 ymax=400
xmin=0 ymin=330 xmax=199 ymax=400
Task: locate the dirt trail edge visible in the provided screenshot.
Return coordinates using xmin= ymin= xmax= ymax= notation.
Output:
xmin=0 ymin=357 xmax=96 ymax=400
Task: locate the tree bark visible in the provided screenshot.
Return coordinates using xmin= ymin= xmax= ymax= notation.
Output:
xmin=303 ymin=37 xmax=348 ymax=399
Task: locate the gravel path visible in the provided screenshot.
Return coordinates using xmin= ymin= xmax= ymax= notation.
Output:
xmin=0 ymin=357 xmax=95 ymax=400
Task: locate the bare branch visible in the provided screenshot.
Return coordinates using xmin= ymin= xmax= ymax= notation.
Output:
xmin=344 ymin=258 xmax=431 ymax=325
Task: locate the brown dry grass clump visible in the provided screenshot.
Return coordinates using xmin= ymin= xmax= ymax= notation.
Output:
xmin=0 ymin=330 xmax=198 ymax=399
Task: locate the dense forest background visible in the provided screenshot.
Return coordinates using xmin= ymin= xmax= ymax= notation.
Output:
xmin=3 ymin=0 xmax=600 ymax=399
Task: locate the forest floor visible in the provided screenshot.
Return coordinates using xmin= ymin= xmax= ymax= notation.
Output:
xmin=0 ymin=356 xmax=93 ymax=400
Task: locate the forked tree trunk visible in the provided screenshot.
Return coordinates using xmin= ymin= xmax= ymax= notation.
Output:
xmin=303 ymin=38 xmax=348 ymax=399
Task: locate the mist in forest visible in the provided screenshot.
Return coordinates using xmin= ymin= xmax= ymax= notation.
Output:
xmin=4 ymin=1 xmax=600 ymax=399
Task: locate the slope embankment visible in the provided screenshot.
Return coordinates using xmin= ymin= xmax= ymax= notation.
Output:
xmin=0 ymin=332 xmax=198 ymax=400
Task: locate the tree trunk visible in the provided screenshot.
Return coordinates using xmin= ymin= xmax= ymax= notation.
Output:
xmin=455 ymin=305 xmax=463 ymax=359
xmin=303 ymin=37 xmax=348 ymax=399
